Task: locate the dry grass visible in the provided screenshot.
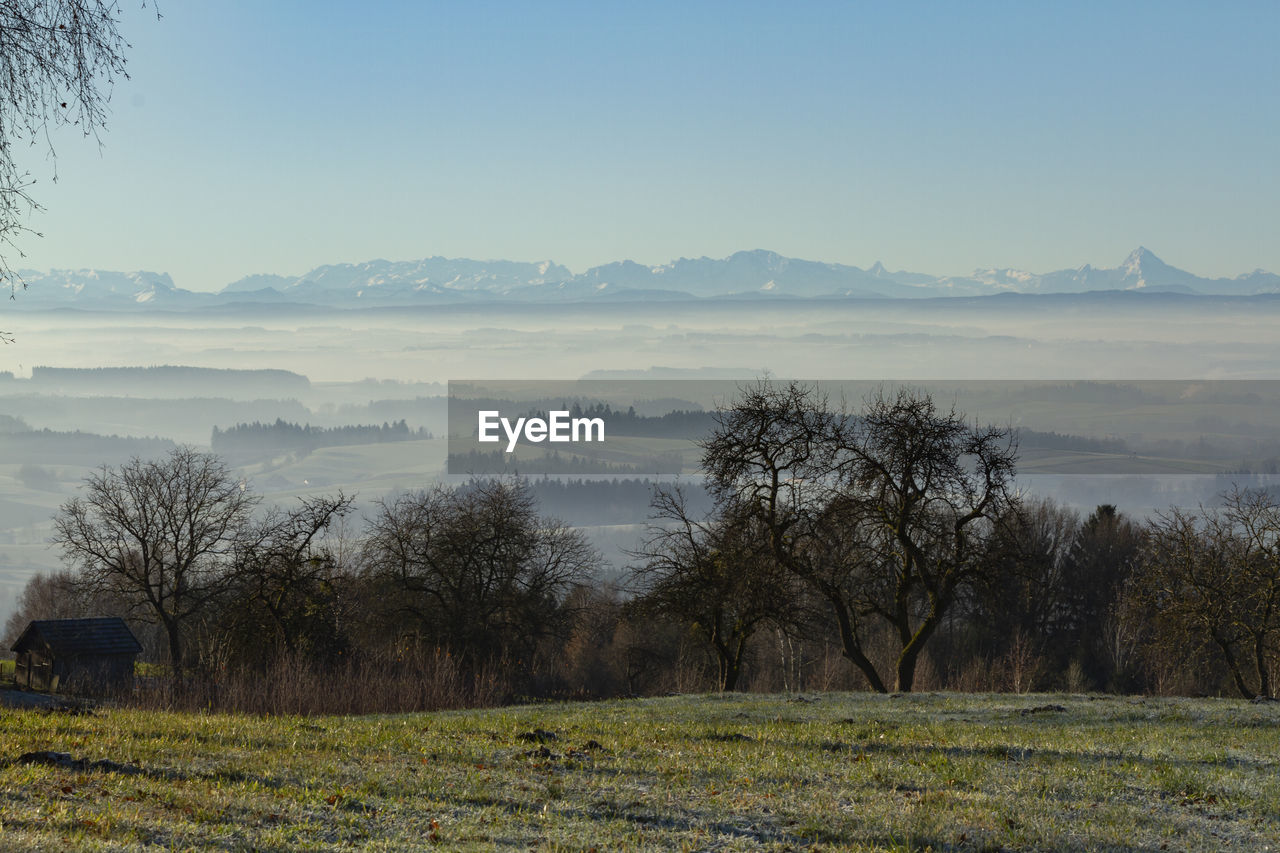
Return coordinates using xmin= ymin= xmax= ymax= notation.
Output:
xmin=1 ymin=691 xmax=1278 ymax=851
xmin=128 ymin=648 xmax=503 ymax=716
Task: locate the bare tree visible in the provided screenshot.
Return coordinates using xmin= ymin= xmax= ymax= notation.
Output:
xmin=702 ymin=380 xmax=1018 ymax=692
xmin=363 ymin=479 xmax=597 ymax=673
xmin=52 ymin=446 xmax=257 ymax=685
xmin=2 ymin=568 xmax=89 ymax=645
xmin=629 ymin=487 xmax=794 ymax=691
xmin=220 ymin=492 xmax=356 ymax=667
xmin=2 ymin=0 xmax=141 ymax=295
xmin=1140 ymin=487 xmax=1280 ymax=699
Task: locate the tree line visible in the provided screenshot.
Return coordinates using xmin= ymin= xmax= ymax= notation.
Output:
xmin=629 ymin=382 xmax=1279 ymax=698
xmin=211 ymin=418 xmax=430 ymax=457
xmin=5 ymin=382 xmax=1279 ymax=710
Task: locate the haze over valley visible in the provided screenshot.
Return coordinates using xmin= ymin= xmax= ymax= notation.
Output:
xmin=4 ymin=253 xmax=1280 ymax=629
xmin=3 ymin=4 xmax=1280 ymax=846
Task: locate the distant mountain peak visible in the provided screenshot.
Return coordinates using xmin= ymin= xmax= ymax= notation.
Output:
xmin=1123 ymin=246 xmax=1163 ymax=271
xmin=10 ymin=248 xmax=1280 ymax=308
xmin=1119 ymin=246 xmax=1184 ymax=289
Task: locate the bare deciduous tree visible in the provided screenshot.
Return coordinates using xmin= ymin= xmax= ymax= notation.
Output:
xmin=2 ymin=0 xmax=140 ymax=294
xmin=363 ymin=479 xmax=596 ymax=673
xmin=2 ymin=568 xmax=88 ymax=645
xmin=702 ymin=380 xmax=1018 ymax=693
xmin=629 ymin=488 xmax=794 ymax=691
xmin=53 ymin=446 xmax=257 ymax=685
xmin=1140 ymin=487 xmax=1280 ymax=699
xmin=221 ymin=492 xmax=356 ymax=667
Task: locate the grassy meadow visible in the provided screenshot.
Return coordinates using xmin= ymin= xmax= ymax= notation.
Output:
xmin=1 ymin=692 xmax=1278 ymax=851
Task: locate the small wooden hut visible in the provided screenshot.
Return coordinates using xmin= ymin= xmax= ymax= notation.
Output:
xmin=11 ymin=617 xmax=141 ymax=694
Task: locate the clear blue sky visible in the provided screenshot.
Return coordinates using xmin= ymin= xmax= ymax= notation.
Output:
xmin=13 ymin=0 xmax=1280 ymax=291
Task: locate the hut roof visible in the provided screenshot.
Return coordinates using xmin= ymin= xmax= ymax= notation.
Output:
xmin=11 ymin=617 xmax=142 ymax=657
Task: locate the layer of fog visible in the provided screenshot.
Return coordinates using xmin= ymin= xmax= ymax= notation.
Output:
xmin=5 ymin=295 xmax=1279 ymax=385
xmin=3 ymin=295 xmax=1279 ymax=627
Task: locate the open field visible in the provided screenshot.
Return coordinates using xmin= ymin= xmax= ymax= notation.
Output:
xmin=1 ymin=692 xmax=1278 ymax=851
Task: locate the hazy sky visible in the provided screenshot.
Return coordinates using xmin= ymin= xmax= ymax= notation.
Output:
xmin=12 ymin=1 xmax=1280 ymax=292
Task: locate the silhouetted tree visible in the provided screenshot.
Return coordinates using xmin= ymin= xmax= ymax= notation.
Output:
xmin=967 ymin=498 xmax=1079 ymax=683
xmin=2 ymin=569 xmax=89 ymax=646
xmin=52 ymin=447 xmax=258 ymax=685
xmin=1139 ymin=487 xmax=1280 ymax=699
xmin=2 ymin=1 xmax=141 ymax=292
xmin=630 ymin=488 xmax=794 ymax=691
xmin=363 ymin=479 xmax=597 ymax=675
xmin=965 ymin=500 xmax=1142 ymax=691
xmin=702 ymin=381 xmax=1019 ymax=692
xmin=219 ymin=492 xmax=356 ymax=668
xmin=1066 ymin=504 xmax=1143 ymax=689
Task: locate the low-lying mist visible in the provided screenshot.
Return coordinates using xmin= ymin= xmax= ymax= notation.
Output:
xmin=3 ymin=294 xmax=1279 ymax=628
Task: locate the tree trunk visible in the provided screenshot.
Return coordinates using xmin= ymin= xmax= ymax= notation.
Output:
xmin=712 ymin=631 xmax=748 ymax=692
xmin=832 ymin=598 xmax=888 ymax=693
xmin=719 ymin=653 xmax=739 ymax=692
xmin=895 ymin=607 xmax=944 ymax=693
xmin=1255 ymin=631 xmax=1272 ymax=699
xmin=895 ymin=644 xmax=920 ymax=693
xmin=163 ymin=614 xmax=184 ymax=690
xmin=1213 ymin=634 xmax=1256 ymax=700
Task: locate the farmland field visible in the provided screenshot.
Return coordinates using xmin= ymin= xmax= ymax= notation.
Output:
xmin=1 ymin=692 xmax=1277 ymax=851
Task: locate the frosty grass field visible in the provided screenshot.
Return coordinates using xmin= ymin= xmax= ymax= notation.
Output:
xmin=1 ymin=691 xmax=1278 ymax=851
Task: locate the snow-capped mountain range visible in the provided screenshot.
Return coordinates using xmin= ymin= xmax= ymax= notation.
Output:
xmin=9 ymin=248 xmax=1280 ymax=310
